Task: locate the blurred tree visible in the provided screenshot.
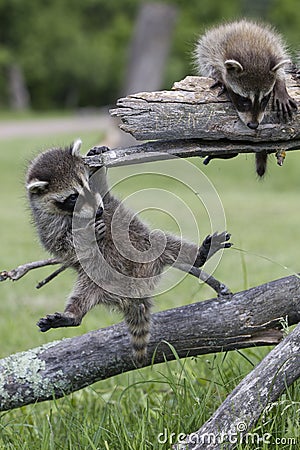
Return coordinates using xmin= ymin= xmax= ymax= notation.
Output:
xmin=268 ymin=0 xmax=300 ymax=54
xmin=164 ymin=0 xmax=241 ymax=86
xmin=0 ymin=0 xmax=298 ymax=110
xmin=241 ymin=0 xmax=272 ymax=18
xmin=0 ymin=0 xmax=138 ymax=109
xmin=7 ymin=63 xmax=30 ymax=110
xmin=123 ymin=2 xmax=178 ymax=95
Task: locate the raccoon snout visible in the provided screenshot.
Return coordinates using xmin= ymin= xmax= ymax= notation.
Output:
xmin=247 ymin=121 xmax=259 ymax=130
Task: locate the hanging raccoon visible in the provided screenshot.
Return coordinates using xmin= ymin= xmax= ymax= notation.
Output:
xmin=195 ymin=19 xmax=297 ymax=176
xmin=26 ymin=141 xmax=231 ymax=365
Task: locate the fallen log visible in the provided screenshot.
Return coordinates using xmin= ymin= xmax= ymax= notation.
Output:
xmin=105 ymin=75 xmax=300 ymax=169
xmin=174 ymin=321 xmax=300 ymax=450
xmin=0 ymin=274 xmax=299 ymax=412
xmin=111 ymin=75 xmax=300 ymax=142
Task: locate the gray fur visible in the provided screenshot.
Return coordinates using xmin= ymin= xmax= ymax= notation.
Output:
xmin=26 ymin=143 xmax=231 ymax=364
xmin=195 ymin=19 xmax=297 ymax=176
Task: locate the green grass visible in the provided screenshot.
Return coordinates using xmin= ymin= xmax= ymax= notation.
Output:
xmin=0 ymin=131 xmax=299 ymax=449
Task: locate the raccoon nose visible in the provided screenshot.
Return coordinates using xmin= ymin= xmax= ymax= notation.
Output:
xmin=247 ymin=121 xmax=259 ymax=130
xmin=96 ymin=206 xmax=103 ymax=219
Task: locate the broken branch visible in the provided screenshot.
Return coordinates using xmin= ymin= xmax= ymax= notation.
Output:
xmin=0 ymin=258 xmax=60 ymax=282
xmin=0 ymin=257 xmax=231 ymax=297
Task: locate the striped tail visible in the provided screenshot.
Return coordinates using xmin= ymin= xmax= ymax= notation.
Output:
xmin=256 ymin=151 xmax=268 ymax=177
xmin=124 ymin=299 xmax=152 ymax=366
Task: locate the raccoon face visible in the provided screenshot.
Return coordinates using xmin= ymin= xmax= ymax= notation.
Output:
xmin=223 ymin=58 xmax=289 ymax=129
xmin=226 ymin=86 xmax=272 ymax=129
xmin=26 ymin=140 xmax=103 ymax=220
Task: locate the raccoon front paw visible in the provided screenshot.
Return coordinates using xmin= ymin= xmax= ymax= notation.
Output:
xmin=86 ymin=146 xmax=110 ymax=157
xmin=94 ymin=218 xmax=106 ymax=241
xmin=195 ymin=231 xmax=232 ymax=267
xmin=273 ymin=95 xmax=297 ymax=119
xmin=37 ymin=312 xmax=78 ymax=332
xmin=210 ymin=80 xmax=227 ymax=97
xmin=272 ymin=81 xmax=297 ymax=120
xmin=292 ymin=69 xmax=300 ymax=80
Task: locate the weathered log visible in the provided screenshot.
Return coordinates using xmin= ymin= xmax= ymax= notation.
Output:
xmin=111 ymin=75 xmax=300 ymax=142
xmin=0 ymin=274 xmax=300 ymax=412
xmin=83 ymin=137 xmax=300 ymax=168
xmin=73 ymin=75 xmax=300 ymax=169
xmin=175 ymin=321 xmax=300 ymax=450
xmin=108 ymin=75 xmax=300 ymax=169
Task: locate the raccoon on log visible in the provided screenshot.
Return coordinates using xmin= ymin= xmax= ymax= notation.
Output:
xmin=26 ymin=140 xmax=232 ymax=365
xmin=195 ymin=19 xmax=297 ymax=176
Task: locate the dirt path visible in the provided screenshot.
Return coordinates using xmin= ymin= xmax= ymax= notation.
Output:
xmin=0 ymin=112 xmax=122 ymax=147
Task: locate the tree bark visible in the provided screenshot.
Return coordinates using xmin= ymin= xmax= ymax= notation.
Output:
xmin=111 ymin=75 xmax=300 ymax=143
xmin=0 ymin=274 xmax=300 ymax=412
xmin=83 ymin=137 xmax=300 ymax=168
xmin=174 ymin=321 xmax=300 ymax=450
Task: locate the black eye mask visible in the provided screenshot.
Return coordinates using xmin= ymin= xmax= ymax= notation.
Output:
xmin=55 ymin=193 xmax=79 ymax=213
xmin=227 ymin=89 xmax=252 ymax=112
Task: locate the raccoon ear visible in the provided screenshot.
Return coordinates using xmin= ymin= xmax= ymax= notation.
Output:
xmin=70 ymin=139 xmax=82 ymax=156
xmin=225 ymin=59 xmax=244 ymax=73
xmin=271 ymin=59 xmax=290 ymax=72
xmin=26 ymin=179 xmax=49 ymax=194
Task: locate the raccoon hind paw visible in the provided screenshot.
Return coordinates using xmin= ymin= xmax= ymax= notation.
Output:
xmin=37 ymin=312 xmax=80 ymax=332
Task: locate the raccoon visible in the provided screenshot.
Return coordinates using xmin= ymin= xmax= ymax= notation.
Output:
xmin=195 ymin=19 xmax=297 ymax=176
xmin=26 ymin=140 xmax=231 ymax=365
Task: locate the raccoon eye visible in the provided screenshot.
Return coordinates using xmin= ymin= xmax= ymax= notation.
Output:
xmin=236 ymin=96 xmax=251 ymax=111
xmin=67 ymin=193 xmax=79 ymax=204
xmin=228 ymin=89 xmax=252 ymax=112
xmin=56 ymin=193 xmax=79 ymax=213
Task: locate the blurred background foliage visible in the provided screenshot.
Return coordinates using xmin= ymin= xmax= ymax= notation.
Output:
xmin=0 ymin=0 xmax=299 ymax=110
xmin=0 ymin=3 xmax=300 ymax=444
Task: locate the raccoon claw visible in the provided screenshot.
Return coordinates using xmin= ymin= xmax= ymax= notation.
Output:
xmin=287 ymin=98 xmax=298 ymax=115
xmin=272 ymin=80 xmax=297 ymax=120
xmin=292 ymin=69 xmax=300 ymax=80
xmin=195 ymin=231 xmax=232 ymax=267
xmin=273 ymin=98 xmax=297 ymax=120
xmin=217 ymin=85 xmax=227 ymax=97
xmin=210 ymin=80 xmax=227 ymax=97
xmin=94 ymin=219 xmax=106 ymax=241
xmin=37 ymin=312 xmax=78 ymax=331
xmin=86 ymin=146 xmax=110 ymax=157
xmin=204 ymin=231 xmax=232 ymax=251
xmin=95 ymin=205 xmax=103 ymax=218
